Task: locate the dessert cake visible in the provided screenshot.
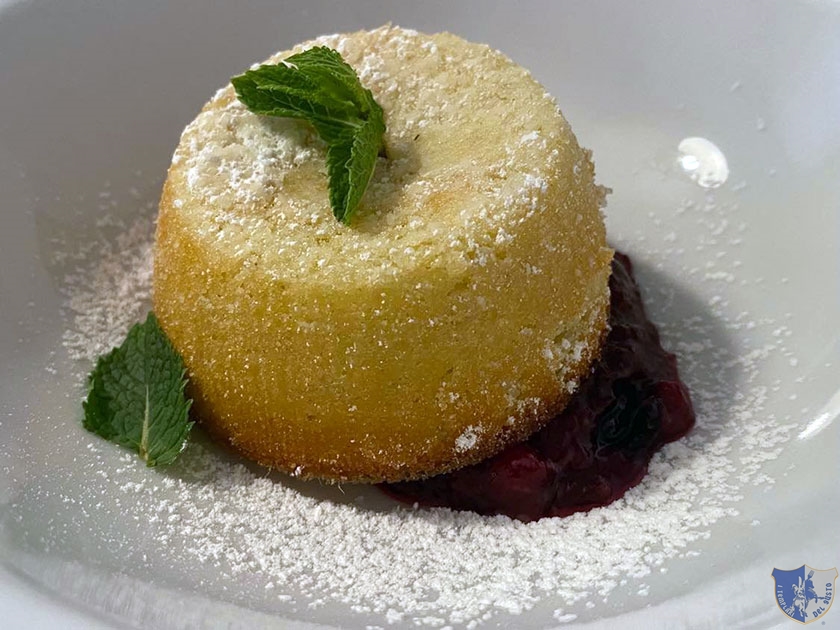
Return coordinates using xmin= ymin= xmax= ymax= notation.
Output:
xmin=153 ymin=25 xmax=613 ymax=482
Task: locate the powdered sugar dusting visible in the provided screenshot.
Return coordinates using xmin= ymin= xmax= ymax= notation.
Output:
xmin=61 ymin=217 xmax=153 ymax=363
xmin=454 ymin=425 xmax=482 ymax=453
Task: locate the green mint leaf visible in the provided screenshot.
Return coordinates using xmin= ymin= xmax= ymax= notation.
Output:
xmin=326 ymin=116 xmax=385 ymax=223
xmin=232 ymin=46 xmax=385 ymax=224
xmin=83 ymin=312 xmax=193 ymax=466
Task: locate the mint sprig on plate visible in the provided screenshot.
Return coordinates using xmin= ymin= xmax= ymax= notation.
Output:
xmin=83 ymin=312 xmax=193 ymax=466
xmin=232 ymin=46 xmax=386 ymax=224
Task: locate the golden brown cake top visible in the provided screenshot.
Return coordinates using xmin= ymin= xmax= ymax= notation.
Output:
xmin=168 ymin=25 xmax=605 ymax=287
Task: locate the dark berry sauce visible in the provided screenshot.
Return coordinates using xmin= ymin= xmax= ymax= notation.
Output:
xmin=381 ymin=252 xmax=695 ymax=522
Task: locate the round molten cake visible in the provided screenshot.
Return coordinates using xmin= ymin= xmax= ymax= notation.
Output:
xmin=153 ymin=25 xmax=613 ymax=482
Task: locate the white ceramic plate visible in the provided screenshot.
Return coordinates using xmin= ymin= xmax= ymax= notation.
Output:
xmin=1 ymin=1 xmax=839 ymax=628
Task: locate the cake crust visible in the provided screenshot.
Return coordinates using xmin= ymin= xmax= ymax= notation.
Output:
xmin=153 ymin=25 xmax=613 ymax=482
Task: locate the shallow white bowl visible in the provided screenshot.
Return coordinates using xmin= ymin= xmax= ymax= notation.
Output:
xmin=1 ymin=1 xmax=838 ymax=628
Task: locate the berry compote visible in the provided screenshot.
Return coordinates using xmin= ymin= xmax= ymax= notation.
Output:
xmin=381 ymin=252 xmax=695 ymax=522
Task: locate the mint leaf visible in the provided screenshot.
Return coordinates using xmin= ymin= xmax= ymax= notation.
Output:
xmin=232 ymin=46 xmax=386 ymax=224
xmin=83 ymin=312 xmax=193 ymax=466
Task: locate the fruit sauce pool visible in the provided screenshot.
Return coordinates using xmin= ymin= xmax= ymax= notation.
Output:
xmin=381 ymin=252 xmax=696 ymax=522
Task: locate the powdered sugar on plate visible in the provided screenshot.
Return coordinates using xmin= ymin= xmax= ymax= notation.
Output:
xmin=60 ymin=216 xmax=153 ymax=364
xmin=15 ymin=185 xmax=799 ymax=628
